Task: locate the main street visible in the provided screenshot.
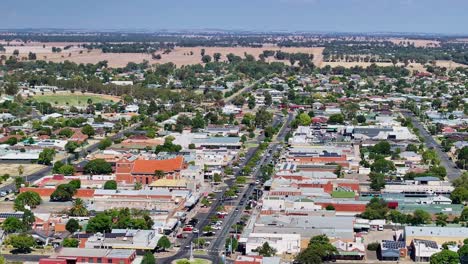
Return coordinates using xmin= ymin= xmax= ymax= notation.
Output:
xmin=158 ymin=112 xmax=294 ymax=264
xmin=401 ymin=111 xmax=462 ymax=181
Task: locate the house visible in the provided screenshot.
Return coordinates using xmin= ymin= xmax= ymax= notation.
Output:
xmin=115 ymin=156 xmax=185 ymax=184
xmin=332 ymin=239 xmax=366 ymax=260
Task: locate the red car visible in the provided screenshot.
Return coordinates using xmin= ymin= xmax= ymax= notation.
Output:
xmin=183 ymin=226 xmax=193 ymax=232
xmin=176 ymin=233 xmax=187 ymax=238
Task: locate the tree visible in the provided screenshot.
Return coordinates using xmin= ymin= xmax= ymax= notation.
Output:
xmin=430 ymin=250 xmax=459 ymax=264
xmin=201 ymin=55 xmax=212 ymax=63
xmin=50 ymin=184 xmax=76 ymax=202
xmin=213 ymin=53 xmax=221 ymax=62
xmin=371 ymin=158 xmax=395 ymax=174
xmin=372 ymin=141 xmax=391 ymax=155
xmin=70 ymin=198 xmax=88 ymax=216
xmin=141 ymin=252 xmax=156 ymax=264
xmin=255 ymin=107 xmax=273 ymax=128
xmin=450 ymin=187 xmax=468 ymax=204
xmin=6 ymin=234 xmax=36 ymax=253
xmin=66 ymin=218 xmax=80 ymax=233
xmin=296 ymin=235 xmax=337 ymax=263
xmin=154 ymin=170 xmax=165 ymax=179
xmin=69 ymin=179 xmax=81 ymax=189
xmin=14 ymin=191 xmax=42 ymax=211
xmin=248 ymin=96 xmax=256 ymax=109
xmin=360 ymin=198 xmax=389 ymax=220
xmin=22 ymin=210 xmax=35 ymax=229
xmin=411 ymin=209 xmax=431 ymax=226
xmin=436 ymin=213 xmax=448 ymax=227
xmin=98 ymin=138 xmax=112 ymax=150
xmin=298 ymin=112 xmax=312 ymax=126
xmin=356 ymin=115 xmax=366 ymax=123
xmin=263 ymin=91 xmax=273 ymax=106
xmin=369 ymin=172 xmax=386 ymax=191
xmin=65 ymin=141 xmax=79 ymax=153
xmin=81 ymin=124 xmax=95 ymax=137
xmin=4 ymin=82 xmax=19 ymax=95
xmin=38 ymin=148 xmax=56 ymax=165
xmin=134 ymin=182 xmax=142 ymax=190
xmin=86 ymin=213 xmax=112 ymax=233
xmin=226 ymin=236 xmax=239 ymax=252
xmin=387 ymin=210 xmax=408 ymax=224
xmin=2 ymin=217 xmax=24 ymax=233
xmin=325 ymin=205 xmax=335 ymax=211
xmin=14 ymin=176 xmax=25 ymax=189
xmin=59 ymin=165 xmax=75 ymax=176
xmin=157 ymin=235 xmax=171 ymax=251
xmin=458 ymin=245 xmax=468 ymax=258
xmin=327 ymin=114 xmax=344 ymax=124
xmin=62 ymin=238 xmax=79 ymax=247
xmin=84 ymin=159 xmax=112 ymax=175
xmin=103 ymin=180 xmax=118 ymax=190
xmin=255 ymin=242 xmax=277 ymax=257
xmin=213 ymin=173 xmax=222 ymax=182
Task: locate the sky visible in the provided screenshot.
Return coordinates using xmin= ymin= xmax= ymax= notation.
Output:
xmin=1 ymin=0 xmax=467 ymax=34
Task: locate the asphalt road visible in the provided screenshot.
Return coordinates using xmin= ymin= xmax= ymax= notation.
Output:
xmin=401 ymin=111 xmax=461 ymax=181
xmin=0 ymin=123 xmax=140 ymax=192
xmin=158 ymin=112 xmax=293 ymax=264
xmin=224 ymin=78 xmax=265 ymax=104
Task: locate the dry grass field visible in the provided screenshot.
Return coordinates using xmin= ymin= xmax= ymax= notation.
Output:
xmin=388 ymin=38 xmax=441 ymax=47
xmin=1 ymin=41 xmax=324 ymax=67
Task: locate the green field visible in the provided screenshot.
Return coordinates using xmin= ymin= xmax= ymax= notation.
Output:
xmin=34 ymin=94 xmax=118 ymax=106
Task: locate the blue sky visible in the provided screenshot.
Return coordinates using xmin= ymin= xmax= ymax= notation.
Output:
xmin=1 ymin=0 xmax=467 ymax=34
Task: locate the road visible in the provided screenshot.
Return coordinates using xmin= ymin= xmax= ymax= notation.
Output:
xmin=158 ymin=112 xmax=293 ymax=264
xmin=401 ymin=111 xmax=461 ymax=181
xmin=0 ymin=123 xmax=141 ymax=192
xmin=224 ymin=78 xmax=265 ymax=104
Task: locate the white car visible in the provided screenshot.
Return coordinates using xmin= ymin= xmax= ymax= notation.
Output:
xmin=192 ymin=228 xmax=199 ymax=234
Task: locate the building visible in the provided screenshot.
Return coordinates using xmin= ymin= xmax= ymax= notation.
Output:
xmin=244 ymin=233 xmax=301 ymax=255
xmin=40 ymin=248 xmax=136 ymax=264
xmin=410 ymin=239 xmax=441 ymax=262
xmin=116 ymin=156 xmax=185 ymax=184
xmin=234 ymin=256 xmax=281 ymax=264
xmin=404 ymin=226 xmax=468 ymax=246
xmin=84 ymin=229 xmax=162 ymax=251
xmin=378 ymin=240 xmax=407 ymax=261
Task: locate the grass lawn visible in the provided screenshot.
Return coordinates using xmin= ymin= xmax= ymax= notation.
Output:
xmin=331 ymin=191 xmax=356 ymax=198
xmin=173 ymin=258 xmax=211 ymax=264
xmin=244 ymin=143 xmax=259 ymax=149
xmin=34 ymin=94 xmax=117 ymax=106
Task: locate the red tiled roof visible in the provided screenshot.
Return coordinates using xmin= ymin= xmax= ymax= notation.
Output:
xmin=132 ymin=156 xmax=184 ymax=174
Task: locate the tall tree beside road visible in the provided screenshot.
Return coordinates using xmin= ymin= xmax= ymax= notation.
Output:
xmin=254 ymin=107 xmax=273 ymax=128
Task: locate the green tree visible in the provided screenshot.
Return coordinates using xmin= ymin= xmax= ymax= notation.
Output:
xmin=65 ymin=141 xmax=79 ymax=153
xmin=255 ymin=107 xmax=273 ymax=128
xmin=435 ymin=213 xmax=448 ymax=227
xmin=369 ymin=172 xmax=386 ymax=191
xmin=98 ymin=138 xmax=112 ymax=150
xmin=327 ymin=114 xmax=344 ymax=124
xmin=356 ymin=115 xmax=366 ymax=123
xmin=59 ymin=165 xmax=75 ymax=176
xmin=458 ymin=244 xmax=468 ymax=257
xmin=371 ymin=158 xmax=396 ymax=173
xmin=84 ymin=159 xmax=112 ymax=175
xmin=226 ymin=236 xmax=239 ymax=252
xmin=157 ymin=235 xmax=171 ymax=251
xmin=296 ymin=235 xmax=337 ymax=263
xmin=248 ymin=95 xmax=256 ymax=109
xmin=69 ymin=179 xmax=81 ymax=189
xmin=86 ymin=213 xmax=112 ymax=233
xmin=411 ymin=209 xmax=431 ymax=226
xmin=103 ymin=180 xmax=118 ymax=190
xmin=50 ymin=184 xmax=76 ymax=202
xmin=451 ymin=187 xmax=468 ymax=204
xmin=360 ymin=198 xmax=389 ymax=220
xmin=66 ymin=218 xmax=80 ymax=233
xmin=6 ymin=234 xmax=36 ymax=253
xmin=255 ymin=242 xmax=277 ymax=257
xmin=14 ymin=176 xmax=25 ymax=189
xmin=154 ymin=170 xmax=165 ymax=179
xmin=372 ymin=141 xmax=392 ymax=155
xmin=2 ymin=217 xmax=24 ymax=233
xmin=81 ymin=124 xmax=95 ymax=137
xmin=38 ymin=148 xmax=56 ymax=165
xmin=201 ymin=55 xmax=212 ymax=63
xmin=14 ymin=191 xmax=42 ymax=211
xmin=264 ymin=91 xmax=272 ymax=106
xmin=430 ymin=249 xmax=459 ymax=264
xmin=62 ymin=238 xmax=79 ymax=247
xmin=213 ymin=173 xmax=222 ymax=182
xmin=298 ymin=112 xmax=312 ymax=126
xmin=213 ymin=53 xmax=221 ymax=62
xmin=69 ymin=198 xmax=88 ymax=216
xmin=141 ymin=252 xmax=156 ymax=264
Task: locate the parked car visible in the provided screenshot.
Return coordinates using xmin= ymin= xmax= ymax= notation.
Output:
xmin=192 ymin=228 xmax=199 ymax=234
xmin=183 ymin=226 xmax=193 ymax=232
xmin=176 ymin=233 xmax=187 ymax=239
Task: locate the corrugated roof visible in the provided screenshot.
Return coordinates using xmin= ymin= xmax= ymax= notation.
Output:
xmin=132 ymin=156 xmax=183 ymax=174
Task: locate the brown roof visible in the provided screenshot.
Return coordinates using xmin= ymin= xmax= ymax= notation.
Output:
xmin=132 ymin=156 xmax=184 ymax=174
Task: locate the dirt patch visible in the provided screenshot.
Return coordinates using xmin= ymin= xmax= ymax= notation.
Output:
xmin=388 ymin=38 xmax=440 ymax=47
xmin=0 ymin=164 xmax=46 ymax=176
